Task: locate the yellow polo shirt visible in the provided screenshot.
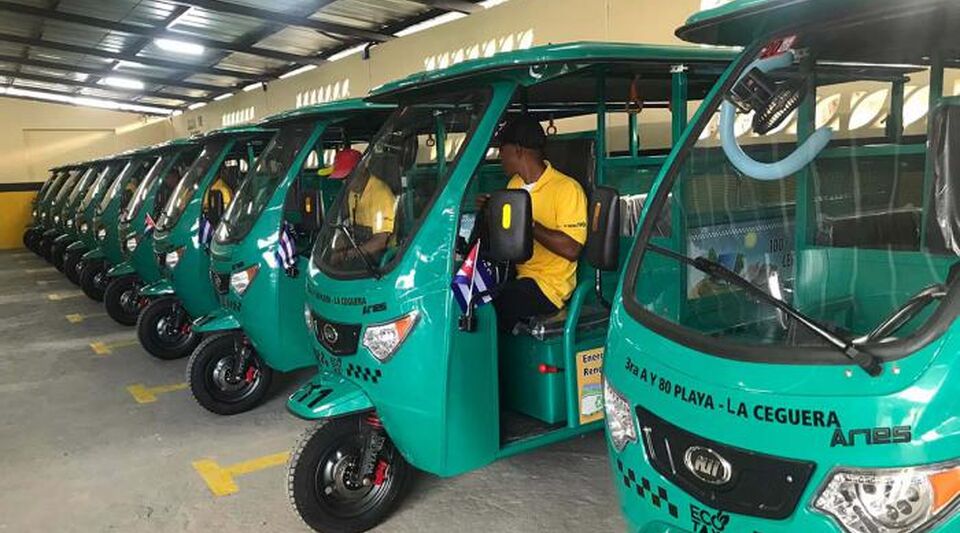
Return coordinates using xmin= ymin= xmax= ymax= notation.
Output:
xmin=508 ymin=162 xmax=587 ymax=308
xmin=348 ymin=175 xmax=396 ymax=235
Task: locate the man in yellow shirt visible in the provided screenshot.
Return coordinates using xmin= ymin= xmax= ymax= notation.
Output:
xmin=335 ymin=151 xmax=397 ymax=265
xmin=489 ymin=115 xmax=588 ymax=331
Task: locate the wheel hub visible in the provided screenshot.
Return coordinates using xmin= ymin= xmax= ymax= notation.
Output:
xmin=119 ymin=288 xmax=139 ymax=314
xmin=211 ymin=357 xmax=253 ymax=392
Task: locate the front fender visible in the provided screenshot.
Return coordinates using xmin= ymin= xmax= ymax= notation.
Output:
xmin=66 ymin=241 xmax=87 ymax=252
xmin=53 ymin=234 xmax=72 ymax=245
xmin=81 ymin=247 xmax=104 ymax=261
xmin=42 ymin=229 xmax=59 ymax=238
xmin=106 ymin=261 xmax=135 ymax=278
xmin=140 ymin=279 xmax=174 ymax=297
xmin=287 ymin=372 xmax=373 ymax=421
xmin=192 ymin=309 xmax=241 ymax=333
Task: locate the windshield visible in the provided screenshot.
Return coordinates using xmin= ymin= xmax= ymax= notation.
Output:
xmin=122 ymin=148 xmax=200 ymax=223
xmin=79 ymin=163 xmax=121 ymax=212
xmin=157 ymin=139 xmax=228 ymax=231
xmin=98 ymin=157 xmax=154 ymax=214
xmin=624 ymin=43 xmax=956 ymax=360
xmin=215 ymin=121 xmax=316 ymax=244
xmin=312 ymin=90 xmax=490 ymax=277
xmin=66 ymin=166 xmax=98 ymax=206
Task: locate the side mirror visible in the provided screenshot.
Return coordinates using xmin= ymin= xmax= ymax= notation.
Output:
xmin=585 ymin=186 xmax=621 ymax=272
xmin=486 ymin=189 xmax=533 ymax=262
xmin=207 ymin=189 xmax=225 ymax=225
xmin=299 ymin=189 xmax=322 ymax=233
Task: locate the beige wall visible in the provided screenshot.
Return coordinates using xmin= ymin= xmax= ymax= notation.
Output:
xmin=0 ymin=97 xmax=173 ymax=184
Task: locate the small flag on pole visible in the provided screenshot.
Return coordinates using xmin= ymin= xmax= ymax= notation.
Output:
xmin=275 ymin=222 xmax=298 ymax=276
xmin=451 ymin=241 xmax=497 ymax=313
xmin=199 ymin=215 xmax=213 ymax=249
xmin=143 ymin=213 xmax=156 ymax=236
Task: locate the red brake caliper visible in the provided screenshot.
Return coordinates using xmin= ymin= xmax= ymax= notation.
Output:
xmin=244 ymin=366 xmax=258 ymax=383
xmin=373 ymin=459 xmax=389 ymax=486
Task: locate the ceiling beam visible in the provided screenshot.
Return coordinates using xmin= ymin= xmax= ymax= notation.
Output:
xmin=166 ymin=0 xmax=394 ymax=42
xmin=0 ymin=32 xmax=263 ymax=80
xmin=0 ymin=1 xmax=325 ymax=66
xmin=0 ymin=68 xmax=205 ymax=102
xmin=408 ymin=0 xmax=482 ymax=14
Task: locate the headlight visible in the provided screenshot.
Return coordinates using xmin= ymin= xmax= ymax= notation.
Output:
xmin=54 ymin=215 xmax=60 ymax=224
xmin=32 ymin=209 xmax=37 ymax=218
xmin=66 ymin=218 xmax=73 ymax=228
xmin=126 ymin=236 xmax=138 ymax=252
xmin=164 ymin=247 xmax=184 ymax=269
xmin=80 ymin=222 xmax=89 ymax=233
xmin=229 ymin=265 xmax=259 ymax=295
xmin=304 ymin=304 xmax=316 ymax=332
xmin=97 ymin=228 xmax=107 ymax=241
xmin=361 ymin=311 xmax=418 ymax=362
xmin=814 ymin=461 xmax=960 ymax=533
xmin=603 ymin=379 xmax=637 ymax=452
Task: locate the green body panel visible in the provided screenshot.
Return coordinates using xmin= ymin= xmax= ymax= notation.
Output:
xmin=193 ymin=308 xmax=241 ymax=333
xmin=288 ymin=372 xmax=374 ymax=420
xmin=80 ymin=248 xmax=104 ymax=261
xmin=106 ymin=261 xmax=135 ymax=278
xmin=140 ymin=279 xmax=174 ymax=297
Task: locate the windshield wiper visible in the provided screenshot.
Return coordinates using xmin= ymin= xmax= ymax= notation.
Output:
xmin=646 ymin=243 xmax=882 ymax=376
xmin=333 ymin=222 xmax=381 ymax=279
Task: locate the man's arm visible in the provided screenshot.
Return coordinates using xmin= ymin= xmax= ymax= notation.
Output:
xmin=533 ymin=222 xmax=582 ymax=262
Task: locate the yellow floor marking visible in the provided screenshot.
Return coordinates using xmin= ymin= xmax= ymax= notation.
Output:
xmin=89 ymin=338 xmax=138 ymax=355
xmin=126 ymin=382 xmax=188 ymax=403
xmin=26 ymin=267 xmax=55 ymax=273
xmin=66 ymin=312 xmax=105 ymax=323
xmin=47 ymin=291 xmax=83 ymax=301
xmin=193 ymin=452 xmax=291 ymax=497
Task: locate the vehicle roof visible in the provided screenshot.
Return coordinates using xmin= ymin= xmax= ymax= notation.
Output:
xmin=677 ymin=0 xmax=960 ymax=66
xmin=370 ymin=41 xmax=737 ymax=103
xmin=198 ymin=124 xmax=276 ymax=141
xmin=260 ymin=98 xmax=393 ymax=126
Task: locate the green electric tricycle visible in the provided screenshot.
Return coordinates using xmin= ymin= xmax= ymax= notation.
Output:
xmin=188 ymin=99 xmax=392 ymax=415
xmin=602 ymin=1 xmax=960 ymax=533
xmin=23 ymin=164 xmax=79 ymax=254
xmin=103 ymin=138 xmax=201 ymax=325
xmin=40 ymin=157 xmax=111 ymax=267
xmin=36 ymin=161 xmax=97 ymax=262
xmin=137 ymin=126 xmax=274 ymax=360
xmin=284 ymin=42 xmax=735 ymax=532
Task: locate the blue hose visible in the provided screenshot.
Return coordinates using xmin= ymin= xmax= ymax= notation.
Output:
xmin=719 ymin=52 xmax=832 ymax=181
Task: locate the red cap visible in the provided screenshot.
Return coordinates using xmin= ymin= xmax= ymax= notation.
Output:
xmin=330 ymin=149 xmax=362 ymax=179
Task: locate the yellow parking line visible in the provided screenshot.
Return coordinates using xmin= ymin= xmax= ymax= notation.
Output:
xmin=192 ymin=452 xmax=291 ymax=497
xmin=89 ymin=338 xmax=138 ymax=355
xmin=126 ymin=382 xmax=188 ymax=404
xmin=26 ymin=267 xmax=55 ymax=274
xmin=66 ymin=312 xmax=105 ymax=323
xmin=47 ymin=291 xmax=83 ymax=301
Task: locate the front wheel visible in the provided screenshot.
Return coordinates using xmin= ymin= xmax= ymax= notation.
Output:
xmin=136 ymin=296 xmax=199 ymax=360
xmin=79 ymin=260 xmax=108 ymax=301
xmin=63 ymin=250 xmax=83 ymax=285
xmin=103 ymin=275 xmax=142 ymax=326
xmin=187 ymin=333 xmax=273 ymax=415
xmin=51 ymin=241 xmax=68 ymax=271
xmin=288 ymin=416 xmax=413 ymax=533
xmin=22 ymin=229 xmax=38 ymax=252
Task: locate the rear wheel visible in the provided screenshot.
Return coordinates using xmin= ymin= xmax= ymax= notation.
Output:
xmin=103 ymin=275 xmax=142 ymax=326
xmin=288 ymin=416 xmax=412 ymax=533
xmin=63 ymin=250 xmax=83 ymax=285
xmin=51 ymin=241 xmax=68 ymax=271
xmin=79 ymin=260 xmax=107 ymax=301
xmin=187 ymin=333 xmax=273 ymax=415
xmin=136 ymin=296 xmax=199 ymax=360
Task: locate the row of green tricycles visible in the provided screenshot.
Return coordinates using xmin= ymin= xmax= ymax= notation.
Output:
xmin=20 ymin=1 xmax=960 ymax=531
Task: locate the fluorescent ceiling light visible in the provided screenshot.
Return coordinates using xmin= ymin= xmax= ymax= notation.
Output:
xmin=213 ymin=92 xmax=233 ymax=101
xmin=478 ymin=0 xmax=510 ymax=6
xmin=394 ymin=12 xmax=466 ymax=37
xmin=154 ymin=38 xmax=204 ymax=56
xmin=101 ymin=77 xmax=145 ymax=90
xmin=242 ymin=82 xmax=263 ymax=92
xmin=172 ymin=109 xmax=183 ymax=117
xmin=327 ymin=44 xmax=366 ymax=62
xmin=165 ymin=7 xmax=194 ymax=29
xmin=0 ymin=86 xmax=171 ymax=115
xmin=279 ymin=64 xmax=316 ymax=80
xmin=188 ymin=102 xmax=206 ymax=110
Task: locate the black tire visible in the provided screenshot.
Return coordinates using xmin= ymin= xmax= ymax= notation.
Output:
xmin=22 ymin=229 xmax=38 ymax=251
xmin=187 ymin=333 xmax=274 ymax=415
xmin=288 ymin=417 xmax=413 ymax=533
xmin=38 ymin=236 xmax=54 ymax=261
xmin=79 ymin=260 xmax=108 ymax=301
xmin=51 ymin=240 xmax=68 ymax=271
xmin=63 ymin=250 xmax=84 ymax=285
xmin=136 ymin=296 xmax=200 ymax=360
xmin=103 ymin=275 xmax=142 ymax=326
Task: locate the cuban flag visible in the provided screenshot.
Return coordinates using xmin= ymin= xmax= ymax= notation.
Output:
xmin=199 ymin=215 xmax=214 ymax=249
xmin=275 ymin=222 xmax=298 ymax=275
xmin=143 ymin=213 xmax=156 ymax=236
xmin=451 ymin=241 xmax=497 ymax=313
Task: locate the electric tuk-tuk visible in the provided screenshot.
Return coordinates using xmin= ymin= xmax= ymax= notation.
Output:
xmin=284 ymin=42 xmax=735 ymax=532
xmin=188 ymin=100 xmax=392 ymax=415
xmin=602 ymin=1 xmax=960 ymax=532
xmin=35 ymin=162 xmax=92 ymax=261
xmin=38 ymin=158 xmax=106 ymax=265
xmin=72 ymin=146 xmax=161 ymax=301
xmin=136 ymin=126 xmax=274 ymax=360
xmin=103 ymin=138 xmax=201 ymax=326
xmin=55 ymin=153 xmax=132 ymax=282
xmin=23 ymin=164 xmax=77 ymax=253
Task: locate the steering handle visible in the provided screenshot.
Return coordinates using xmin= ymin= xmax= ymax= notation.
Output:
xmin=719 ymin=51 xmax=833 ymax=181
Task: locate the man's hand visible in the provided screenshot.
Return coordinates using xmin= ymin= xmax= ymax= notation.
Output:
xmin=533 ymin=222 xmax=582 ymax=262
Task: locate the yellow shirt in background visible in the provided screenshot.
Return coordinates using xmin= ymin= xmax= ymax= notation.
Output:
xmin=508 ymin=162 xmax=587 ymax=308
xmin=349 ymin=174 xmax=396 ymax=235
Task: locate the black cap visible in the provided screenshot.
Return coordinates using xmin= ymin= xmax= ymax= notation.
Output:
xmin=494 ymin=114 xmax=546 ymax=150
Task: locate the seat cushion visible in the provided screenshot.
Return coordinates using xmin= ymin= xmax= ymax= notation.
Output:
xmin=513 ymin=303 xmax=610 ymax=340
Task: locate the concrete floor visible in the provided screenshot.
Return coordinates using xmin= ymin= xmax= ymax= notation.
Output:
xmin=0 ymin=249 xmax=625 ymax=532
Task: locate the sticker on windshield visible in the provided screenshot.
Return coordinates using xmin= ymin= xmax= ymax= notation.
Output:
xmin=576 ymin=347 xmax=604 ymax=424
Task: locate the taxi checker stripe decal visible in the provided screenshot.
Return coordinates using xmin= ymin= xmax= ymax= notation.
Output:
xmin=617 ymin=459 xmax=678 ymax=519
xmin=345 ymin=363 xmax=382 ymax=384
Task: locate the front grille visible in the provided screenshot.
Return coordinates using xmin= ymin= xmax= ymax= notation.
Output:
xmin=311 ymin=312 xmax=361 ymax=356
xmin=636 ymin=406 xmax=815 ymax=520
xmin=211 ymin=271 xmax=229 ymax=295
